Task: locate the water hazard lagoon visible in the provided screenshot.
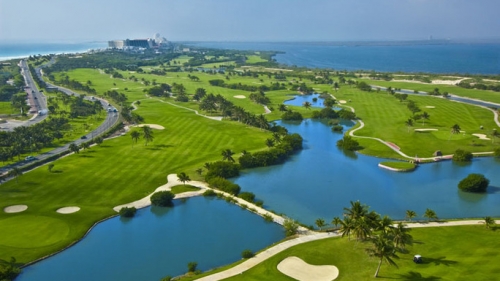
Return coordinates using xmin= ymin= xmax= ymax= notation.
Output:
xmin=19 ymin=94 xmax=500 ymax=280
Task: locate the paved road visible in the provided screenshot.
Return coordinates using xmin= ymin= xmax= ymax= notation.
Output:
xmin=0 ymin=58 xmax=120 ymax=174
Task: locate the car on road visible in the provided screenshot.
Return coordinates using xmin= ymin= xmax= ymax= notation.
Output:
xmin=25 ymin=156 xmax=36 ymax=161
xmin=81 ymin=135 xmax=87 ymax=139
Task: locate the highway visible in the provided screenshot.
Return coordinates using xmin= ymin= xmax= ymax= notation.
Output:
xmin=0 ymin=58 xmax=120 ymax=174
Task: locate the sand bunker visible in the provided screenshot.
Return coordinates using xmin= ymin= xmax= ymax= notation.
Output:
xmin=338 ymin=100 xmax=347 ymax=104
xmin=132 ymin=124 xmax=165 ymax=130
xmin=56 ymin=207 xmax=80 ymax=214
xmin=111 ymin=87 xmax=119 ymax=90
xmin=4 ymin=205 xmax=28 ymax=213
xmin=473 ymin=133 xmax=490 ymax=140
xmin=415 ymin=128 xmax=438 ymax=132
xmin=234 ymin=95 xmax=246 ymax=99
xmin=277 ymin=256 xmax=339 ymax=281
xmin=425 ymin=106 xmax=436 ymax=109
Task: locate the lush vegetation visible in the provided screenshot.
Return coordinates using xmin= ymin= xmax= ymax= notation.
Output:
xmin=150 ymin=191 xmax=175 ymax=207
xmin=118 ymin=206 xmax=137 ymax=218
xmin=458 ymin=173 xmax=490 ymax=193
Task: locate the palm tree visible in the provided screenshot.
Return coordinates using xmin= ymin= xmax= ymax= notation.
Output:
xmin=366 ymin=234 xmax=399 ymax=278
xmin=80 ymin=142 xmax=90 ymax=152
xmin=378 ymin=215 xmax=394 ymax=234
xmin=423 ymin=208 xmax=438 ymax=222
xmin=339 ymin=217 xmax=354 ymax=240
xmin=265 ymin=138 xmax=275 ymax=148
xmin=484 ymin=216 xmax=496 ymax=229
xmin=7 ymin=167 xmax=22 ymax=183
xmin=130 ymin=131 xmax=140 ymax=147
xmin=405 ymin=118 xmax=413 ymax=133
xmin=177 ymin=172 xmax=191 ymax=185
xmin=195 ymin=168 xmax=203 ymax=176
xmin=315 ymin=218 xmax=326 ymax=231
xmin=303 ymin=101 xmax=312 ymax=110
xmin=405 ymin=210 xmax=417 ymax=221
xmin=142 ymin=126 xmax=154 ymax=146
xmin=278 ymin=104 xmax=287 ymax=112
xmin=450 ymin=124 xmax=461 ymax=134
xmin=391 ymin=223 xmax=413 ymax=251
xmin=221 ymin=149 xmax=235 ymax=162
xmin=331 ymin=217 xmax=342 ymax=230
xmin=421 ymin=111 xmax=430 ymax=126
xmin=69 ymin=143 xmax=79 ymax=154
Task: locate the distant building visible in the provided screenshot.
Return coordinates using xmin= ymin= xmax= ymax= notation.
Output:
xmin=108 ymin=33 xmax=172 ymax=50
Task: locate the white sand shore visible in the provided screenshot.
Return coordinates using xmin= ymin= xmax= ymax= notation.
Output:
xmin=113 ymin=174 xmax=208 ymax=211
xmin=131 ymin=124 xmax=165 ymax=130
xmin=414 ymin=128 xmax=438 ymax=132
xmin=56 ymin=207 xmax=80 ymax=214
xmin=472 ymin=133 xmax=490 ymax=140
xmin=4 ymin=205 xmax=28 ymax=213
xmin=277 ymin=256 xmax=339 ymax=281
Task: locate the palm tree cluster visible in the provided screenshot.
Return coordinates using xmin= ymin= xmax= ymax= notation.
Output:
xmin=338 ymin=201 xmax=413 ymax=278
xmin=0 ymin=117 xmax=70 ymax=162
xmin=199 ymin=93 xmax=271 ymax=130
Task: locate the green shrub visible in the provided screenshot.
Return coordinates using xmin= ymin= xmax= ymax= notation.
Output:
xmin=281 ymin=110 xmax=303 ymax=121
xmin=150 ymin=191 xmax=174 ymax=207
xmin=241 ymin=249 xmax=255 ymax=259
xmin=453 ymin=149 xmax=473 ymax=162
xmin=263 ymin=213 xmax=273 ymax=222
xmin=494 ymin=148 xmax=500 ymax=158
xmin=160 ymin=276 xmax=172 ymax=281
xmin=331 ymin=125 xmax=343 ymax=132
xmin=206 ymin=177 xmax=241 ymax=195
xmin=238 ymin=192 xmax=256 ymax=202
xmin=203 ymin=189 xmax=217 ymax=197
xmin=337 ymin=135 xmax=360 ymax=151
xmin=283 ymin=219 xmax=299 ymax=237
xmin=205 ymin=161 xmax=240 ymax=180
xmin=458 ymin=173 xmax=489 ymax=193
xmin=187 ymin=262 xmax=197 ymax=272
xmin=119 ymin=206 xmax=137 ymax=218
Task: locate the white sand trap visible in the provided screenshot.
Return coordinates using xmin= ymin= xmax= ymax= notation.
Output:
xmin=133 ymin=124 xmax=165 ymax=130
xmin=111 ymin=87 xmax=119 ymax=90
xmin=425 ymin=106 xmax=436 ymax=109
xmin=339 ymin=100 xmax=347 ymax=104
xmin=414 ymin=128 xmax=438 ymax=132
xmin=473 ymin=133 xmax=490 ymax=140
xmin=4 ymin=205 xmax=28 ymax=213
xmin=234 ymin=95 xmax=246 ymax=99
xmin=56 ymin=206 xmax=80 ymax=214
xmin=277 ymin=256 xmax=339 ymax=281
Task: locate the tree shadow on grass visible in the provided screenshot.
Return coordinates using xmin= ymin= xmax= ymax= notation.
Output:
xmin=395 ymin=271 xmax=442 ymax=280
xmin=421 ymin=256 xmax=458 ymax=266
xmin=79 ymin=154 xmax=94 ymax=158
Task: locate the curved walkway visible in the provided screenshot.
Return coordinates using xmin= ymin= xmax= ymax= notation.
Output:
xmin=195 ymin=219 xmax=499 ymax=281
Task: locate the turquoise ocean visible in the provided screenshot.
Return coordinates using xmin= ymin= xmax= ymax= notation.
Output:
xmin=2 ymin=40 xmax=499 ymax=74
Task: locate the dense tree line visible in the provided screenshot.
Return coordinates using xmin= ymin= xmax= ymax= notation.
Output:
xmin=0 ymin=117 xmax=70 ymax=162
xmin=53 ymin=75 xmax=96 ymax=95
xmin=208 ymin=79 xmax=285 ymax=92
xmin=249 ymin=91 xmax=270 ymax=105
xmin=458 ymin=81 xmax=500 ymax=92
xmin=239 ymin=133 xmax=303 ymax=169
xmin=198 ymin=93 xmax=271 ymax=130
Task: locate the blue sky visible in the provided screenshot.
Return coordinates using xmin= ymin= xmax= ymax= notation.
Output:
xmin=1 ymin=0 xmax=499 ymax=42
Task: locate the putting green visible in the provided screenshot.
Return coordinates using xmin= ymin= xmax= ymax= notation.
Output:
xmin=0 ymin=216 xmax=70 ymax=248
xmin=431 ymin=131 xmax=471 ymax=141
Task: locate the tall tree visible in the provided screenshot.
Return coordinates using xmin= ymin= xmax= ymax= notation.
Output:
xmin=421 ymin=111 xmax=430 ymax=126
xmin=131 ymin=131 xmax=141 ymax=147
xmin=405 ymin=118 xmax=413 ymax=133
xmin=177 ymin=172 xmax=191 ymax=185
xmin=405 ymin=210 xmax=417 ymax=221
xmin=484 ymin=216 xmax=496 ymax=229
xmin=315 ymin=218 xmax=326 ymax=230
xmin=366 ymin=234 xmax=399 ymax=278
xmin=69 ymin=143 xmax=79 ymax=154
xmin=391 ymin=223 xmax=413 ymax=251
xmin=303 ymin=101 xmax=312 ymax=110
xmin=142 ymin=126 xmax=154 ymax=146
xmin=221 ymin=149 xmax=235 ymax=162
xmin=423 ymin=208 xmax=438 ymax=221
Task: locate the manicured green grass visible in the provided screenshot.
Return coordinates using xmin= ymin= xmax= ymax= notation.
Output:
xmin=223 ymin=225 xmax=500 ymax=281
xmin=0 ymin=97 xmax=273 ymax=263
xmin=379 ymin=161 xmax=416 ymax=171
xmin=171 ymin=185 xmax=199 ymax=194
xmin=0 ymin=101 xmax=17 ymax=115
xmin=333 ymin=86 xmax=500 ymax=158
xmin=362 ymin=79 xmax=500 ymax=105
xmin=245 ymin=55 xmax=268 ymax=64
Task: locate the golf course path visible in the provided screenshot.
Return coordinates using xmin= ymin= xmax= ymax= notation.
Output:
xmin=195 ymin=219 xmax=499 ymax=281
